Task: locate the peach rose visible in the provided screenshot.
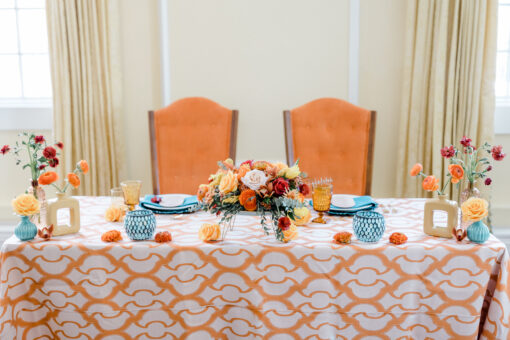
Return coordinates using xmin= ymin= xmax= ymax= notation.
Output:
xmin=282 ymin=223 xmax=298 ymax=243
xmin=198 ymin=223 xmax=221 ymax=242
xmin=422 ymin=175 xmax=439 ymax=192
xmin=67 ymin=173 xmax=81 ymax=188
xmin=12 ymin=194 xmax=40 ymax=216
xmin=239 ymin=189 xmax=257 ymax=211
xmin=38 ymin=171 xmax=59 ymax=186
xmin=219 ymin=171 xmax=238 ymax=194
xmin=273 ymin=162 xmax=288 ymax=173
xmin=410 ymin=163 xmax=423 ymax=177
xmin=197 ymin=184 xmax=209 ymax=202
xmin=461 ymin=197 xmax=488 ymax=222
xmin=448 ymin=164 xmax=464 ymax=184
xmin=241 ymin=169 xmax=269 ymax=191
xmin=237 ymin=164 xmax=250 ymax=181
xmin=105 ymin=205 xmax=125 ymax=222
xmin=293 ymin=207 xmax=311 ymax=226
xmin=78 ymin=160 xmax=89 ymax=174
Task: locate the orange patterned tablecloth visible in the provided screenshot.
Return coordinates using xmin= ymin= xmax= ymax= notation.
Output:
xmin=0 ymin=197 xmax=509 ymax=339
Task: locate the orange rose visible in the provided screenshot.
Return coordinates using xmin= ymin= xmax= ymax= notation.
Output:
xmin=282 ymin=224 xmax=298 ymax=243
xmin=219 ymin=170 xmax=238 ymax=194
xmin=239 ymin=189 xmax=257 ymax=211
xmin=198 ymin=223 xmax=221 ymax=241
xmin=461 ymin=197 xmax=488 ymax=222
xmin=237 ymin=164 xmax=250 ymax=181
xmin=448 ymin=164 xmax=464 ymax=184
xmin=422 ymin=175 xmax=439 ymax=192
xmin=197 ymin=184 xmax=209 ymax=202
xmin=38 ymin=171 xmax=59 ymax=185
xmin=78 ymin=160 xmax=89 ymax=174
xmin=67 ymin=173 xmax=80 ymax=188
xmin=410 ymin=163 xmax=423 ymax=177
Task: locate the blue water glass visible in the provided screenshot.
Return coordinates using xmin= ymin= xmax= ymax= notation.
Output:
xmin=353 ymin=211 xmax=386 ymax=243
xmin=124 ymin=209 xmax=156 ymax=240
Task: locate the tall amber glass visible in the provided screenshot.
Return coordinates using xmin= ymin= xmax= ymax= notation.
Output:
xmin=121 ymin=180 xmax=142 ymax=211
xmin=312 ymin=181 xmax=332 ymax=224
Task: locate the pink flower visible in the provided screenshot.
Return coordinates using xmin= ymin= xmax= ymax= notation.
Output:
xmin=43 ymin=146 xmax=57 ymax=159
xmin=48 ymin=157 xmax=59 ymax=167
xmin=0 ymin=145 xmax=10 ymax=155
xmin=492 ymin=145 xmax=506 ymax=161
xmin=486 ymin=165 xmax=492 ymax=172
xmin=440 ymin=145 xmax=455 ymax=158
xmin=38 ymin=164 xmax=46 ymax=170
xmin=55 ymin=142 xmax=64 ymax=149
xmin=240 ymin=160 xmax=253 ymax=168
xmin=485 ymin=178 xmax=492 ymax=186
xmin=460 ymin=136 xmax=472 ymax=147
xmin=34 ymin=135 xmax=45 ymax=144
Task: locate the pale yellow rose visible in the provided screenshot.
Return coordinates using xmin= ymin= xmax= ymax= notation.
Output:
xmin=283 ymin=164 xmax=300 ymax=179
xmin=105 ymin=205 xmax=126 ymax=222
xmin=461 ymin=197 xmax=488 ymax=222
xmin=282 ymin=223 xmax=298 ymax=243
xmin=12 ymin=194 xmax=40 ymax=216
xmin=219 ymin=170 xmax=238 ymax=194
xmin=198 ymin=223 xmax=221 ymax=241
xmin=209 ymin=170 xmax=225 ymax=187
xmin=293 ymin=207 xmax=311 ymax=226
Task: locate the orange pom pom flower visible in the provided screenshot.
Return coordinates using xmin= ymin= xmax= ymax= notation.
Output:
xmin=67 ymin=173 xmax=81 ymax=188
xmin=38 ymin=171 xmax=59 ymax=186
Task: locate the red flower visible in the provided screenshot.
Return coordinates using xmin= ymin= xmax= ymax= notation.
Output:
xmin=440 ymin=145 xmax=455 ymax=158
xmin=460 ymin=136 xmax=472 ymax=147
xmin=0 ymin=145 xmax=10 ymax=155
xmin=299 ymin=183 xmax=310 ymax=196
xmin=277 ymin=216 xmax=291 ymax=231
xmin=34 ymin=135 xmax=45 ymax=144
xmin=273 ymin=177 xmax=290 ymax=196
xmin=492 ymin=145 xmax=506 ymax=161
xmin=43 ymin=146 xmax=57 ymax=159
xmin=55 ymin=142 xmax=64 ymax=149
xmin=151 ymin=196 xmax=162 ymax=204
xmin=38 ymin=164 xmax=46 ymax=170
xmin=48 ymin=157 xmax=59 ymax=167
xmin=486 ymin=165 xmax=493 ymax=172
xmin=240 ymin=160 xmax=253 ymax=168
xmin=485 ymin=178 xmax=492 ymax=186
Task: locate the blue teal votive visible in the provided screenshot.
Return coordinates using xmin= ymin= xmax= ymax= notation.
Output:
xmin=353 ymin=211 xmax=386 ymax=243
xmin=124 ymin=209 xmax=156 ymax=240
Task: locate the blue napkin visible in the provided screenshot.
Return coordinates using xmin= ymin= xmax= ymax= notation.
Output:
xmin=310 ymin=195 xmax=377 ymax=216
xmin=140 ymin=195 xmax=199 ymax=214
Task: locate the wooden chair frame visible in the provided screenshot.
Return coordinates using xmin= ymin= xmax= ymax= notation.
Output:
xmin=283 ymin=109 xmax=376 ymax=195
xmin=148 ymin=109 xmax=238 ymax=195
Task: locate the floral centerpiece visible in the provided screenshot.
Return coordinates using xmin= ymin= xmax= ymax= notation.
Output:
xmin=198 ymin=159 xmax=309 ymax=242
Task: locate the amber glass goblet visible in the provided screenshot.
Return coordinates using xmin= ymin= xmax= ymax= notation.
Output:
xmin=121 ymin=180 xmax=142 ymax=211
xmin=312 ymin=182 xmax=332 ymax=224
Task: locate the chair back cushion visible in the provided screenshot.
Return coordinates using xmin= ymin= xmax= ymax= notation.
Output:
xmin=289 ymin=98 xmax=373 ymax=195
xmin=153 ymin=97 xmax=234 ymax=194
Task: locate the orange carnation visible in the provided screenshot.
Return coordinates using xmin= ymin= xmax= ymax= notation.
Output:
xmin=389 ymin=232 xmax=408 ymax=245
xmin=333 ymin=231 xmax=352 ymax=244
xmin=78 ymin=160 xmax=89 ymax=174
xmin=67 ymin=173 xmax=80 ymax=188
xmin=239 ymin=189 xmax=257 ymax=211
xmin=448 ymin=164 xmax=464 ymax=184
xmin=101 ymin=230 xmax=122 ymax=242
xmin=155 ymin=231 xmax=172 ymax=243
xmin=422 ymin=175 xmax=439 ymax=192
xmin=38 ymin=171 xmax=59 ymax=186
xmin=410 ymin=163 xmax=423 ymax=177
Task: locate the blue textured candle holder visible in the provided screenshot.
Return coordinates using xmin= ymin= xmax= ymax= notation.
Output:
xmin=353 ymin=211 xmax=386 ymax=243
xmin=467 ymin=220 xmax=490 ymax=244
xmin=124 ymin=209 xmax=156 ymax=240
xmin=14 ymin=215 xmax=37 ymax=241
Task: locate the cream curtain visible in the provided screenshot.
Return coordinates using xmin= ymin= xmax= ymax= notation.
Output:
xmin=396 ymin=0 xmax=498 ymax=198
xmin=46 ymin=0 xmax=123 ymax=195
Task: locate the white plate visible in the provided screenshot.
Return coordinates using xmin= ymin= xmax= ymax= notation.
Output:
xmin=159 ymin=194 xmax=192 ymax=207
xmin=331 ymin=194 xmax=357 ymax=208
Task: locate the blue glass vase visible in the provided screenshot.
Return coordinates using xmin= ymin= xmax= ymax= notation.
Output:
xmin=14 ymin=215 xmax=38 ymax=241
xmin=124 ymin=209 xmax=156 ymax=240
xmin=353 ymin=211 xmax=386 ymax=242
xmin=467 ymin=220 xmax=490 ymax=244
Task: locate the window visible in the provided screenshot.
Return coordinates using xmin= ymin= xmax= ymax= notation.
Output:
xmin=496 ymin=0 xmax=510 ymax=133
xmin=0 ymin=0 xmax=52 ymax=130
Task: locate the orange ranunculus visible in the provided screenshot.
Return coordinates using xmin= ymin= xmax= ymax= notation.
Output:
xmin=422 ymin=175 xmax=439 ymax=192
xmin=448 ymin=164 xmax=464 ymax=184
xmin=197 ymin=184 xmax=209 ymax=202
xmin=38 ymin=171 xmax=59 ymax=186
xmin=198 ymin=223 xmax=221 ymax=241
xmin=67 ymin=173 xmax=80 ymax=188
xmin=78 ymin=160 xmax=89 ymax=174
xmin=410 ymin=163 xmax=423 ymax=177
xmin=219 ymin=170 xmax=238 ymax=194
xmin=237 ymin=164 xmax=250 ymax=180
xmin=461 ymin=197 xmax=488 ymax=222
xmin=239 ymin=189 xmax=257 ymax=211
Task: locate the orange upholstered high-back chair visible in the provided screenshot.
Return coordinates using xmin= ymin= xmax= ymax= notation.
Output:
xmin=149 ymin=97 xmax=238 ymax=194
xmin=283 ymin=98 xmax=376 ymax=195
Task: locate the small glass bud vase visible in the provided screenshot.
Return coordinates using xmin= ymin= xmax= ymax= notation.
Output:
xmin=423 ymin=194 xmax=458 ymax=238
xmin=467 ymin=220 xmax=490 ymax=244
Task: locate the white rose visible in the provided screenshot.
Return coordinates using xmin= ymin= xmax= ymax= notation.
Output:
xmin=241 ymin=170 xmax=269 ymax=190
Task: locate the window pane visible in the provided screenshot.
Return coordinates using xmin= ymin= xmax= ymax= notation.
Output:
xmin=0 ymin=0 xmax=15 ymax=8
xmin=21 ymin=54 xmax=52 ymax=97
xmin=0 ymin=55 xmax=22 ymax=97
xmin=0 ymin=9 xmax=18 ymax=53
xmin=18 ymin=8 xmax=48 ymax=53
xmin=16 ymin=0 xmax=45 ymax=8
xmin=498 ymin=5 xmax=510 ymax=50
xmin=496 ymin=52 xmax=509 ymax=98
